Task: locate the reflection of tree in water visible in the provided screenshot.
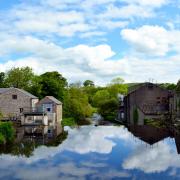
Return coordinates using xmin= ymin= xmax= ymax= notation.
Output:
xmin=0 ymin=131 xmax=68 ymax=157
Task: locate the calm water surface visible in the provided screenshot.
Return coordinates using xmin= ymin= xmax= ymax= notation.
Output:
xmin=0 ymin=125 xmax=180 ymax=180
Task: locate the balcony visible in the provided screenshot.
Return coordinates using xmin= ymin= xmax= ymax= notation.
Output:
xmin=21 ymin=107 xmax=46 ymax=116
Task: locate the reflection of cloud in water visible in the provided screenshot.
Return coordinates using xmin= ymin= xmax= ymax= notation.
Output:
xmin=62 ymin=125 xmax=132 ymax=154
xmin=0 ymin=125 xmax=180 ymax=179
xmin=123 ymin=140 xmax=180 ymax=173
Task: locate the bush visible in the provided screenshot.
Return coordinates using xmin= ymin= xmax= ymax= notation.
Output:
xmin=133 ymin=108 xmax=139 ymax=124
xmin=62 ymin=117 xmax=77 ymax=127
xmin=0 ymin=122 xmax=15 ymax=143
xmin=0 ymin=133 xmax=5 ymax=144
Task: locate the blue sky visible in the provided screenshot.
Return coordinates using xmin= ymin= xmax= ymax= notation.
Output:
xmin=0 ymin=0 xmax=179 ymax=85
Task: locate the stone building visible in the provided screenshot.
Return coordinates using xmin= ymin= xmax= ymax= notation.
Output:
xmin=0 ymin=88 xmax=62 ymax=126
xmin=123 ymin=83 xmax=172 ymax=125
xmin=36 ymin=96 xmax=62 ymax=125
xmin=0 ymin=87 xmax=38 ymax=119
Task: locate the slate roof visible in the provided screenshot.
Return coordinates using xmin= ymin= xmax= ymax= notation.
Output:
xmin=0 ymin=87 xmax=38 ymax=99
xmin=46 ymin=96 xmax=62 ymax=105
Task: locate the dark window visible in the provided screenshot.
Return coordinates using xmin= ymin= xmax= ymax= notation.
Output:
xmin=12 ymin=95 xmax=17 ymax=99
xmin=47 ymin=108 xmax=51 ymax=112
xmin=20 ymin=108 xmax=23 ymax=113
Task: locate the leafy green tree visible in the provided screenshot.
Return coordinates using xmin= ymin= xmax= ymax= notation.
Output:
xmin=108 ymin=77 xmax=127 ymax=98
xmin=160 ymin=83 xmax=176 ymax=90
xmin=110 ymin=77 xmax=125 ymax=85
xmin=63 ymin=87 xmax=93 ymax=121
xmin=107 ymin=84 xmax=127 ymax=98
xmin=0 ymin=72 xmax=6 ymax=87
xmin=98 ymin=98 xmax=118 ymax=121
xmin=28 ymin=76 xmax=42 ymax=98
xmin=83 ymin=80 xmax=94 ymax=87
xmin=5 ymin=67 xmax=35 ymax=90
xmin=92 ymin=89 xmax=110 ymax=107
xmin=40 ymin=71 xmax=67 ymax=101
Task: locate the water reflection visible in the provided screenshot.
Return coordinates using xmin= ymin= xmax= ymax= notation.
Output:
xmin=0 ymin=124 xmax=67 ymax=157
xmin=1 ymin=125 xmax=180 ymax=179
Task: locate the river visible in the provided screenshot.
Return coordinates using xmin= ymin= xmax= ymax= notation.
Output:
xmin=0 ymin=124 xmax=180 ymax=180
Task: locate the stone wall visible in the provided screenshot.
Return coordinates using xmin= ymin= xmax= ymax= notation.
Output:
xmin=0 ymin=88 xmax=38 ymax=118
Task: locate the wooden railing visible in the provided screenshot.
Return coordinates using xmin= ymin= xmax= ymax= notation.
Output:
xmin=21 ymin=107 xmax=45 ymax=114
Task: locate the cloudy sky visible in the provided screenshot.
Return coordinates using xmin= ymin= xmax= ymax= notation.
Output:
xmin=0 ymin=0 xmax=180 ymax=85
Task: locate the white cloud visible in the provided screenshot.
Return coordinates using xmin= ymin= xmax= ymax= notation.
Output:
xmin=123 ymin=140 xmax=180 ymax=173
xmin=0 ymin=35 xmax=180 ymax=84
xmin=121 ymin=25 xmax=180 ymax=56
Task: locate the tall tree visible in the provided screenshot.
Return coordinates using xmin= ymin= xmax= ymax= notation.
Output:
xmin=40 ymin=71 xmax=67 ymax=101
xmin=5 ymin=67 xmax=35 ymax=90
xmin=0 ymin=72 xmax=6 ymax=87
xmin=83 ymin=80 xmax=94 ymax=87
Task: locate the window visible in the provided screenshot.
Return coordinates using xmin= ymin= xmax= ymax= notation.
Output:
xmin=20 ymin=108 xmax=23 ymax=113
xmin=47 ymin=108 xmax=51 ymax=112
xmin=12 ymin=95 xmax=17 ymax=99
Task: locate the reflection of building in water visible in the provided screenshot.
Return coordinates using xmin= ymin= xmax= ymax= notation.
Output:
xmin=121 ymin=83 xmax=172 ymax=125
xmin=0 ymin=123 xmax=67 ymax=157
xmin=15 ymin=123 xmax=63 ymax=145
xmin=175 ymin=134 xmax=180 ymax=154
xmin=128 ymin=125 xmax=169 ymax=145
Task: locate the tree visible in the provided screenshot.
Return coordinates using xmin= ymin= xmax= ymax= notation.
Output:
xmin=63 ymin=87 xmax=93 ymax=120
xmin=5 ymin=67 xmax=35 ymax=90
xmin=176 ymin=80 xmax=180 ymax=93
xmin=0 ymin=72 xmax=6 ymax=87
xmin=110 ymin=77 xmax=125 ymax=85
xmin=83 ymin=80 xmax=94 ymax=87
xmin=92 ymin=89 xmax=110 ymax=107
xmin=98 ymin=98 xmax=118 ymax=121
xmin=39 ymin=71 xmax=67 ymax=101
xmin=108 ymin=77 xmax=128 ymax=98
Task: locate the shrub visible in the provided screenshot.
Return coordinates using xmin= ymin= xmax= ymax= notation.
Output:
xmin=0 ymin=133 xmax=5 ymax=144
xmin=133 ymin=108 xmax=139 ymax=124
xmin=0 ymin=122 xmax=15 ymax=143
xmin=62 ymin=117 xmax=77 ymax=127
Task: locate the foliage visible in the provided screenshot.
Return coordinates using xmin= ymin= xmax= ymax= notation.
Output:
xmin=133 ymin=108 xmax=139 ymax=124
xmin=0 ymin=122 xmax=15 ymax=144
xmin=63 ymin=87 xmax=93 ymax=121
xmin=39 ymin=71 xmax=67 ymax=101
xmin=0 ymin=111 xmax=3 ymax=120
xmin=83 ymin=80 xmax=94 ymax=87
xmin=144 ymin=118 xmax=166 ymax=128
xmin=92 ymin=89 xmax=110 ymax=107
xmin=62 ymin=117 xmax=77 ymax=127
xmin=0 ymin=133 xmax=5 ymax=144
xmin=160 ymin=83 xmax=176 ymax=90
xmin=110 ymin=77 xmax=125 ymax=85
xmin=5 ymin=67 xmax=35 ymax=90
xmin=0 ymin=72 xmax=6 ymax=87
xmin=98 ymin=98 xmax=118 ymax=121
xmin=107 ymin=84 xmax=128 ymax=98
